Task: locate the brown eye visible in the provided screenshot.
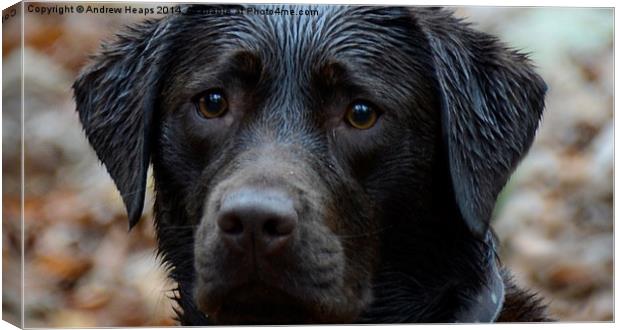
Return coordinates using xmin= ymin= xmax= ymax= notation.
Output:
xmin=196 ymin=89 xmax=228 ymax=118
xmin=346 ymin=101 xmax=379 ymax=129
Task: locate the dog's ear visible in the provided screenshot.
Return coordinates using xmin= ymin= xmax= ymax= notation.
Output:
xmin=73 ymin=19 xmax=170 ymax=229
xmin=415 ymin=9 xmax=547 ymax=238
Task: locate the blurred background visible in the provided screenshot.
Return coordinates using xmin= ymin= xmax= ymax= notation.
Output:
xmin=2 ymin=3 xmax=613 ymax=327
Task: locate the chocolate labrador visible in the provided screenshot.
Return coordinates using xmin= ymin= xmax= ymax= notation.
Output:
xmin=74 ymin=5 xmax=549 ymax=324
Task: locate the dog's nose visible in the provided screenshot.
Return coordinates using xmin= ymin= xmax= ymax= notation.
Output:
xmin=216 ymin=188 xmax=298 ymax=255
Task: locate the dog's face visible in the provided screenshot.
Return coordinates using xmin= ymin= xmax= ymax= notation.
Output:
xmin=159 ymin=7 xmax=438 ymax=323
xmin=74 ymin=5 xmax=546 ymax=324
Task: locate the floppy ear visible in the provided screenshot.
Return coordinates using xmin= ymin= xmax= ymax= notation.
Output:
xmin=416 ymin=9 xmax=547 ymax=238
xmin=73 ymin=19 xmax=170 ymax=229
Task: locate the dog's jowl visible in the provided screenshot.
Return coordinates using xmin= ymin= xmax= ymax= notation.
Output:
xmin=74 ymin=5 xmax=549 ymax=324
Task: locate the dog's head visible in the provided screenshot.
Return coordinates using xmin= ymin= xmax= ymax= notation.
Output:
xmin=74 ymin=5 xmax=545 ymax=324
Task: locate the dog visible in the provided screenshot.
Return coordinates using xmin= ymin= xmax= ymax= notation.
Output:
xmin=74 ymin=5 xmax=549 ymax=324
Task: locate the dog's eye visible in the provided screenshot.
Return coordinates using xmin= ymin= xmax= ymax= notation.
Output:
xmin=345 ymin=101 xmax=379 ymax=130
xmin=196 ymin=89 xmax=228 ymax=118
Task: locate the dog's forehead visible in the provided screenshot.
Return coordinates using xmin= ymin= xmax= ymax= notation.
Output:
xmin=173 ymin=6 xmax=422 ymax=69
xmin=238 ymin=5 xmax=412 ymax=54
xmin=165 ymin=5 xmax=431 ymax=108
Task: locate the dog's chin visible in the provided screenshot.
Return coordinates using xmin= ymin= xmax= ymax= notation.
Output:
xmin=196 ymin=283 xmax=358 ymax=325
xmin=209 ymin=295 xmax=310 ymax=324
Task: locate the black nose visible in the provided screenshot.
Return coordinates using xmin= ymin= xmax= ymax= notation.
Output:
xmin=216 ymin=188 xmax=298 ymax=255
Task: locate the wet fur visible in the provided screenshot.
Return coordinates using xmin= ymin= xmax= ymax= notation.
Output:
xmin=74 ymin=5 xmax=550 ymax=324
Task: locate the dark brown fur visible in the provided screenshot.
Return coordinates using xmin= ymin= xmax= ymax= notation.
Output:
xmin=498 ymin=271 xmax=552 ymax=322
xmin=74 ymin=5 xmax=550 ymax=324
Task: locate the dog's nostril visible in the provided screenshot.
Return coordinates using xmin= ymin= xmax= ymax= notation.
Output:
xmin=217 ymin=215 xmax=244 ymax=235
xmin=263 ymin=218 xmax=279 ymax=236
xmin=263 ymin=217 xmax=295 ymax=237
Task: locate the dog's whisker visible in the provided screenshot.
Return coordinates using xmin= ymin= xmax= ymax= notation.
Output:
xmin=336 ymin=225 xmax=394 ymax=239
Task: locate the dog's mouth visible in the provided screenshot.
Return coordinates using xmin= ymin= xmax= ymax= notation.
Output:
xmin=203 ymin=283 xmax=314 ymax=324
